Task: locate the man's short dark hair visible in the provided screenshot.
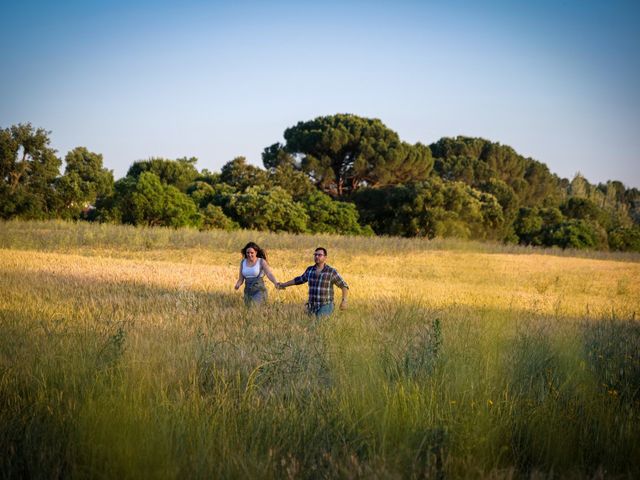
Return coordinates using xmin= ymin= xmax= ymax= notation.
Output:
xmin=315 ymin=247 xmax=327 ymax=256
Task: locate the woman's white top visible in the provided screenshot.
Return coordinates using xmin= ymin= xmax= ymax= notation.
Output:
xmin=242 ymin=258 xmax=263 ymax=278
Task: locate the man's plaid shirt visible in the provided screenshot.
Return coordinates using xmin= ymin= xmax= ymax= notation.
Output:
xmin=294 ymin=264 xmax=349 ymax=311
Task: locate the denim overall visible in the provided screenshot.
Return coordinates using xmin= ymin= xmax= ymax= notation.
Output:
xmin=244 ymin=276 xmax=267 ymax=306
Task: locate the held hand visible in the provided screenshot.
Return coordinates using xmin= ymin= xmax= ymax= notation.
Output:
xmin=340 ymin=300 xmax=347 ymax=310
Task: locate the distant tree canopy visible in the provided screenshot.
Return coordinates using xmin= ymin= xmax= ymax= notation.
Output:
xmin=430 ymin=136 xmax=563 ymax=208
xmin=265 ymin=114 xmax=434 ymax=196
xmin=0 ymin=123 xmax=61 ymax=219
xmin=220 ymin=156 xmax=269 ymax=192
xmin=189 ymin=157 xmax=371 ymax=235
xmin=351 ymin=178 xmax=504 ymax=240
xmin=126 ymin=157 xmax=199 ymax=192
xmin=513 ymin=206 xmax=608 ymax=250
xmin=97 ymin=171 xmax=199 ymax=227
xmin=2 ymin=119 xmax=639 ymax=251
xmin=56 ymin=147 xmax=114 ymax=219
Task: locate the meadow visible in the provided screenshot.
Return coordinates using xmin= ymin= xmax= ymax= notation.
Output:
xmin=1 ymin=220 xmax=639 ymax=479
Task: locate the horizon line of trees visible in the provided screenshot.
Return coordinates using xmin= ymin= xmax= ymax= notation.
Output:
xmin=2 ymin=115 xmax=640 ymax=252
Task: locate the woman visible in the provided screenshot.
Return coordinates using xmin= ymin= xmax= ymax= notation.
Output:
xmin=234 ymin=242 xmax=279 ymax=306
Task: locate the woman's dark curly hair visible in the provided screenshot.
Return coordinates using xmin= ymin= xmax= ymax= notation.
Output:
xmin=241 ymin=242 xmax=267 ymax=261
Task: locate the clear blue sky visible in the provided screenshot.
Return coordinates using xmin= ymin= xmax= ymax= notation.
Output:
xmin=2 ymin=0 xmax=639 ymax=187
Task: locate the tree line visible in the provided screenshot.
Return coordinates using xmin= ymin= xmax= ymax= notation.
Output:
xmin=2 ymin=115 xmax=639 ymax=251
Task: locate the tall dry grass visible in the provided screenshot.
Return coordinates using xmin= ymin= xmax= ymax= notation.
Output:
xmin=1 ymin=220 xmax=639 ymax=478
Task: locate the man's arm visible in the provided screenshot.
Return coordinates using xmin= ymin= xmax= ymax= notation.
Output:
xmin=278 ymin=267 xmax=309 ymax=289
xmin=332 ymin=269 xmax=349 ymax=309
xmin=278 ymin=278 xmax=296 ymax=289
xmin=339 ymin=285 xmax=349 ymax=310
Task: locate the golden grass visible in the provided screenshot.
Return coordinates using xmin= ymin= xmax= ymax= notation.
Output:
xmin=3 ymin=244 xmax=638 ymax=320
xmin=1 ymin=220 xmax=639 ymax=478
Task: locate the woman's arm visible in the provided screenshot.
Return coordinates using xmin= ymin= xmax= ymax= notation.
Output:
xmin=261 ymin=259 xmax=279 ymax=287
xmin=234 ymin=262 xmax=244 ymax=290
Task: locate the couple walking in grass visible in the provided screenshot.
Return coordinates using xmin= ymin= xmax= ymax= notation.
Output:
xmin=234 ymin=242 xmax=349 ymax=317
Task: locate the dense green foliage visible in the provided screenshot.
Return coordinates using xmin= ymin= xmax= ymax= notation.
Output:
xmin=430 ymin=136 xmax=563 ymax=208
xmin=351 ymin=179 xmax=504 ymax=240
xmin=2 ymin=118 xmax=639 ymax=250
xmin=56 ymin=147 xmax=114 ymax=219
xmin=266 ymin=114 xmax=434 ymax=195
xmin=127 ymin=157 xmax=199 ymax=192
xmin=0 ymin=124 xmax=114 ymax=221
xmin=0 ymin=123 xmax=63 ymax=219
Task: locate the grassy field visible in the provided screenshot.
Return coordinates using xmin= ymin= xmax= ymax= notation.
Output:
xmin=1 ymin=220 xmax=639 ymax=479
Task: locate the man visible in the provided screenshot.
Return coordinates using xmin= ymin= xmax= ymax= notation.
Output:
xmin=278 ymin=247 xmax=349 ymax=316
